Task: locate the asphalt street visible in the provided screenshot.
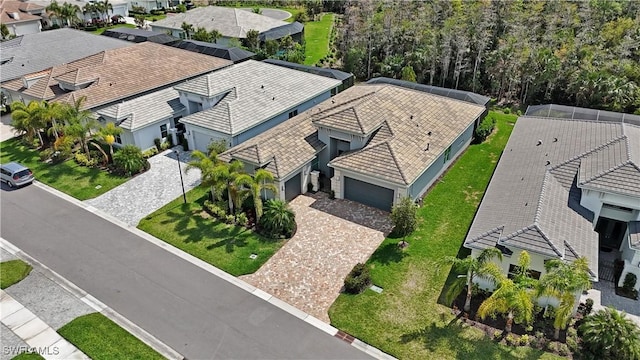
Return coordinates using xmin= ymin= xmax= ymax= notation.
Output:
xmin=0 ymin=184 xmax=371 ymax=360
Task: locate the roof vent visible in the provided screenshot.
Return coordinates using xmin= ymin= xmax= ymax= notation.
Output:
xmin=272 ymin=97 xmax=275 ymax=100
xmin=553 ymin=137 xmax=558 ymax=142
xmin=331 ymin=99 xmax=335 ymax=104
xmin=537 ymin=140 xmax=543 ymax=146
xmin=427 ymin=131 xmax=432 ymax=136
xmin=546 ymin=160 xmax=551 ymax=166
xmin=424 ymin=143 xmax=429 ymax=151
xmin=410 ymin=115 xmax=414 ymax=119
xmin=521 ymin=177 xmax=524 ymax=181
xmin=261 ymin=85 xmax=264 ymax=89
xmin=525 ymin=202 xmax=528 ymax=206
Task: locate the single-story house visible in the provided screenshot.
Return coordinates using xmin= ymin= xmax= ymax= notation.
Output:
xmin=129 ymin=0 xmax=174 ymax=13
xmin=174 ymin=59 xmax=341 ymax=152
xmin=30 ymin=0 xmax=129 ymax=26
xmin=464 ymin=104 xmax=640 ymax=293
xmin=1 ymin=42 xmax=232 ymax=149
xmin=0 ymin=28 xmax=132 ymax=83
xmin=150 ymin=6 xmax=303 ymax=45
xmin=167 ymin=39 xmax=255 ymax=63
xmin=0 ymin=0 xmax=43 ymax=36
xmin=101 ymin=27 xmax=177 ymax=44
xmin=262 ymin=59 xmax=354 ymax=92
xmin=220 ymin=82 xmax=487 ymax=209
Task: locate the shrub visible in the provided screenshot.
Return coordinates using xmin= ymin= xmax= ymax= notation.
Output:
xmin=160 ymin=140 xmax=171 ymax=151
xmin=623 ymin=272 xmax=637 ymax=292
xmin=566 ymin=335 xmax=578 ymax=353
xmin=390 ymin=196 xmax=418 ymax=241
xmin=294 ymin=12 xmax=308 ymax=23
xmin=259 ymin=199 xmax=295 ymax=238
xmin=503 ymin=107 xmax=511 ymax=114
xmin=154 ymin=138 xmax=162 ymax=151
xmin=519 ymin=334 xmax=530 ymax=346
xmin=343 ymin=263 xmax=371 ymax=294
xmin=474 ymin=115 xmax=496 ymax=143
xmin=207 ymin=139 xmax=227 ymax=156
xmin=493 ymin=330 xmax=502 ymax=340
xmin=176 ymin=4 xmax=186 ymax=12
xmin=236 ymin=212 xmax=248 ymax=227
xmin=74 ymin=152 xmax=97 ymax=167
xmin=329 ymin=190 xmax=335 ymax=199
xmin=224 ymin=214 xmax=235 ymax=224
xmin=40 ymin=148 xmax=54 ymax=161
xmin=557 ymin=343 xmax=570 ymax=356
xmin=584 ymin=298 xmax=594 ymax=316
xmin=505 ymin=334 xmax=517 ymax=346
xmin=113 ymin=145 xmax=146 ymax=176
xmin=142 ymin=147 xmax=158 ymax=159
xmin=547 ymin=341 xmax=560 ymax=353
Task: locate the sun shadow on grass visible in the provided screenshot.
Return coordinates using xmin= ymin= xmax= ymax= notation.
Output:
xmin=369 ymin=241 xmax=407 ymax=265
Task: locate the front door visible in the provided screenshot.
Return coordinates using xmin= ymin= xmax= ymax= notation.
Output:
xmin=595 ymin=217 xmax=627 ymax=251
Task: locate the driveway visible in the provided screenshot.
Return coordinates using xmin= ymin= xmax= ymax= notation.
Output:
xmin=1 ymin=113 xmax=15 ymax=142
xmin=241 ymin=192 xmax=393 ymax=323
xmin=85 ymin=148 xmax=201 ymax=226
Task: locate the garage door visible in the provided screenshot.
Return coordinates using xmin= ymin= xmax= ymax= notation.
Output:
xmin=284 ymin=173 xmax=302 ymax=201
xmin=344 ymin=177 xmax=394 ymax=211
xmin=192 ymin=131 xmax=212 ymax=153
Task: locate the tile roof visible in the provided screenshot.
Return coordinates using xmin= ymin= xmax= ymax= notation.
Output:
xmin=0 ymin=0 xmax=42 ymax=25
xmin=96 ymin=88 xmax=185 ymax=131
xmin=1 ymin=42 xmax=232 ymax=110
xmin=629 ymin=221 xmax=640 ymax=250
xmin=176 ymin=60 xmax=340 ymax=135
xmin=465 ymin=113 xmax=640 ymax=278
xmin=167 ymin=39 xmax=255 ymax=63
xmin=101 ymin=28 xmax=177 ymax=44
xmin=0 ymin=29 xmax=132 ymax=82
xmin=327 ymin=86 xmax=485 ymax=185
xmin=150 ymin=6 xmax=290 ymax=39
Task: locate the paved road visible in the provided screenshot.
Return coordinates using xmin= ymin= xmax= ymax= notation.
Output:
xmin=0 ymin=184 xmax=371 ymax=360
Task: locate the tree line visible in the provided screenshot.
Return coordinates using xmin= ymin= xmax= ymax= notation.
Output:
xmin=335 ymin=0 xmax=640 ymax=113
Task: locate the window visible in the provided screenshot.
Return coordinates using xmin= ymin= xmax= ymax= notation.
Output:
xmin=508 ymin=264 xmax=541 ymax=280
xmin=444 ymin=146 xmax=452 ymax=163
xmin=115 ymin=134 xmax=122 ymax=144
xmin=288 ymin=109 xmax=298 ymax=119
xmin=160 ymin=124 xmax=168 ymax=138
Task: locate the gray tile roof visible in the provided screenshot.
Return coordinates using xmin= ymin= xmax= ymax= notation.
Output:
xmin=367 ymin=77 xmax=491 ymax=106
xmin=465 ymin=114 xmax=640 ymax=278
xmin=327 ymin=86 xmax=485 ymax=185
xmin=96 ymin=88 xmax=184 ymax=131
xmin=0 ymin=28 xmax=132 ymax=82
xmin=629 ymin=221 xmax=640 ymax=250
xmin=176 ymin=60 xmax=340 ymax=135
xmin=150 ymin=6 xmax=290 ymax=39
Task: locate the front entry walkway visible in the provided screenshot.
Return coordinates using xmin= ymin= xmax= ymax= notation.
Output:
xmin=85 ymin=148 xmax=201 ymax=226
xmin=241 ymin=193 xmax=393 ymax=323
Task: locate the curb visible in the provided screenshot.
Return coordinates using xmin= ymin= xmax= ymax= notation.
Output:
xmin=0 ymin=237 xmax=184 ymax=360
xmin=29 ymin=181 xmax=396 ymax=360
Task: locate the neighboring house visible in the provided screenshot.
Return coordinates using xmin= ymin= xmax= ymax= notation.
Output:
xmin=175 ymin=59 xmax=341 ymax=152
xmin=464 ymin=105 xmax=640 ymax=294
xmin=102 ymin=27 xmax=177 ymax=44
xmin=150 ymin=6 xmax=303 ymax=45
xmin=262 ymin=59 xmax=354 ymax=92
xmin=220 ymin=82 xmax=486 ymax=208
xmin=0 ymin=0 xmax=43 ymax=36
xmin=1 ymin=42 xmax=232 ymax=149
xmin=129 ymin=0 xmax=171 ymax=13
xmin=0 ymin=28 xmax=132 ymax=83
xmin=167 ymin=39 xmax=255 ymax=63
xmin=29 ymin=0 xmax=129 ymax=26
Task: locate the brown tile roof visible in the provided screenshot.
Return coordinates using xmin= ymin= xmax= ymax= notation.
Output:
xmin=0 ymin=0 xmax=42 ymax=24
xmin=1 ymin=42 xmax=232 ymax=109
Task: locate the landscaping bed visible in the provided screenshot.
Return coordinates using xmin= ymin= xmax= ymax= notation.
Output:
xmin=0 ymin=260 xmax=32 ymax=289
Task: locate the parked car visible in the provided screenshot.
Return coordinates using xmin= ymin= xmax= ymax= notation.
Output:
xmin=0 ymin=162 xmax=34 ymax=188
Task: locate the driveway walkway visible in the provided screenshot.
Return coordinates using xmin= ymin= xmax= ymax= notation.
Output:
xmin=241 ymin=193 xmax=393 ymax=323
xmin=85 ymin=148 xmax=201 ymax=226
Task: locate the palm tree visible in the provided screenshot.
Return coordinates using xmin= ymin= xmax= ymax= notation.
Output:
xmin=11 ymin=100 xmax=46 ymax=146
xmin=235 ymin=169 xmax=278 ymax=223
xmin=60 ymin=2 xmax=81 ymax=27
xmin=260 ymin=199 xmax=295 ymax=238
xmin=99 ymin=0 xmax=113 ymax=24
xmin=97 ymin=122 xmax=123 ymax=161
xmin=82 ymin=3 xmax=99 ymax=22
xmin=186 ymin=150 xmax=225 ymax=201
xmin=477 ymin=251 xmax=535 ymax=333
xmin=580 ymin=308 xmax=640 ymax=360
xmin=181 ymin=22 xmax=194 ymax=39
xmin=537 ymin=257 xmax=592 ymax=340
xmin=46 ymin=0 xmax=63 ymax=26
xmin=209 ymin=29 xmax=221 ymax=44
xmin=62 ymin=96 xmax=98 ymax=157
xmin=445 ymin=247 xmax=503 ymax=312
xmin=1 ymin=23 xmax=10 ymax=40
xmin=40 ymin=101 xmax=64 ymax=140
xmin=223 ymin=160 xmax=246 ymax=215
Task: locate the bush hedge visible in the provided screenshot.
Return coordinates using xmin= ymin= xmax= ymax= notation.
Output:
xmin=343 ymin=263 xmax=371 ymax=294
xmin=474 ymin=115 xmax=496 ymax=143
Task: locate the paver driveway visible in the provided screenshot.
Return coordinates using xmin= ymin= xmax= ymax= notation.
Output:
xmin=85 ymin=148 xmax=201 ymax=226
xmin=241 ymin=192 xmax=393 ymax=323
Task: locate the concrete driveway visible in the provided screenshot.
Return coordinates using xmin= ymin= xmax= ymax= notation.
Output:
xmin=85 ymin=148 xmax=201 ymax=226
xmin=241 ymin=192 xmax=393 ymax=323
xmin=1 ymin=113 xmax=15 ymax=142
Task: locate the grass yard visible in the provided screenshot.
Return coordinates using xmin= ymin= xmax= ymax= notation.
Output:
xmin=0 ymin=138 xmax=129 ymax=200
xmin=304 ymin=13 xmax=334 ymax=65
xmin=11 ymin=353 xmax=44 ymax=360
xmin=91 ymin=23 xmax=136 ymax=35
xmin=0 ymin=260 xmax=32 ymax=289
xmin=58 ymin=313 xmax=163 ymax=360
xmin=137 ymin=185 xmax=285 ymax=276
xmin=329 ymin=112 xmax=563 ymax=359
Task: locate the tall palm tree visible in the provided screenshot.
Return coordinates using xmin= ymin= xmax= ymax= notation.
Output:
xmin=40 ymin=101 xmax=64 ymax=140
xmin=46 ymin=0 xmax=63 ymax=26
xmin=99 ymin=0 xmax=113 ymax=24
xmin=82 ymin=3 xmax=99 ymax=22
xmin=580 ymin=308 xmax=640 ymax=360
xmin=60 ymin=2 xmax=81 ymax=27
xmin=445 ymin=247 xmax=503 ymax=312
xmin=10 ymin=100 xmax=46 ymax=146
xmin=181 ymin=22 xmax=194 ymax=39
xmin=477 ymin=251 xmax=535 ymax=333
xmin=209 ymin=29 xmax=221 ymax=44
xmin=537 ymin=257 xmax=592 ymax=340
xmin=97 ymin=122 xmax=123 ymax=161
xmin=186 ymin=150 xmax=224 ymax=201
xmin=235 ymin=169 xmax=278 ymax=223
xmin=62 ymin=96 xmax=98 ymax=157
xmin=223 ymin=160 xmax=246 ymax=215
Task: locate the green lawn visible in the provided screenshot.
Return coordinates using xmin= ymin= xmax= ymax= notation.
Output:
xmin=137 ymin=186 xmax=285 ymax=276
xmin=91 ymin=23 xmax=136 ymax=35
xmin=329 ymin=112 xmax=563 ymax=359
xmin=58 ymin=313 xmax=163 ymax=360
xmin=12 ymin=353 xmax=44 ymax=360
xmin=0 ymin=138 xmax=129 ymax=200
xmin=304 ymin=13 xmax=334 ymax=65
xmin=0 ymin=260 xmax=32 ymax=289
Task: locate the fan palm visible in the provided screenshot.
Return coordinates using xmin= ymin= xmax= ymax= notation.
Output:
xmin=580 ymin=308 xmax=640 ymax=360
xmin=445 ymin=247 xmax=503 ymax=312
xmin=536 ymin=257 xmax=592 ymax=339
xmin=260 ymin=199 xmax=295 ymax=238
xmin=235 ymin=169 xmax=278 ymax=223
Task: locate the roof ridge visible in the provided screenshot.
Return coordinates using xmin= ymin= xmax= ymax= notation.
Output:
xmin=534 ymin=171 xmax=551 ymax=224
xmin=352 ymin=107 xmax=365 ymax=133
xmin=467 ymin=225 xmax=504 ymax=244
xmin=385 ymin=141 xmax=409 ymax=184
xmin=312 ymin=91 xmax=377 ymax=119
xmin=548 ymin=135 xmax=627 ymax=171
xmin=532 ymin=223 xmax=564 ymax=257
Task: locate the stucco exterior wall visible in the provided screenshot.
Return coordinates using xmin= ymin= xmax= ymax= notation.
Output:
xmin=580 ymin=189 xmax=640 ymax=225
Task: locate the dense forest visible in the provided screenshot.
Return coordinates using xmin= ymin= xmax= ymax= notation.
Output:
xmin=336 ymin=0 xmax=640 ymax=113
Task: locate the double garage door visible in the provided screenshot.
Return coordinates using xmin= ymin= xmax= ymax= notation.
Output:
xmin=344 ymin=177 xmax=394 ymax=212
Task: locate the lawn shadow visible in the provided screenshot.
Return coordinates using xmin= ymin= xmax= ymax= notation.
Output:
xmin=437 ymin=245 xmax=471 ymax=307
xmin=369 ymin=241 xmax=407 ymax=265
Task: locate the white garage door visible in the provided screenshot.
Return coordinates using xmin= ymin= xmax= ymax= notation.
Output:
xmin=192 ymin=131 xmax=214 ymax=153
